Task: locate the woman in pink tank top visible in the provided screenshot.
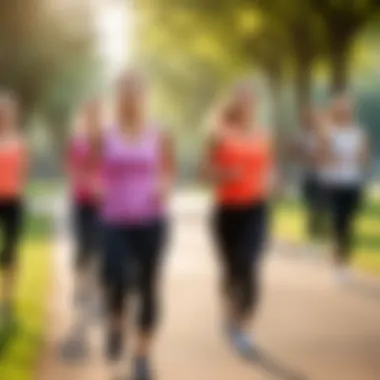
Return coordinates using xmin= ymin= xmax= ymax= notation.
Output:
xmin=0 ymin=91 xmax=27 ymax=321
xmin=63 ymin=99 xmax=103 ymax=351
xmin=95 ymin=71 xmax=175 ymax=380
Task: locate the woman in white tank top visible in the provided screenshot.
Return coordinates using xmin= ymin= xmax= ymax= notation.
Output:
xmin=319 ymin=95 xmax=370 ymax=282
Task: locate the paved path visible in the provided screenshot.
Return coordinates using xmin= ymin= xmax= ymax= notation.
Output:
xmin=37 ymin=193 xmax=380 ymax=380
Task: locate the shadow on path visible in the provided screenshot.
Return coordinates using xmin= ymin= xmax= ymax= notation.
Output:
xmin=346 ymin=278 xmax=380 ymax=301
xmin=248 ymin=346 xmax=310 ymax=380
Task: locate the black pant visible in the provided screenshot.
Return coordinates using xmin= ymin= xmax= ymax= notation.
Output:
xmin=0 ymin=199 xmax=23 ymax=269
xmin=327 ymin=185 xmax=362 ymax=264
xmin=73 ymin=202 xmax=100 ymax=270
xmin=302 ymin=175 xmax=327 ymax=239
xmin=212 ymin=202 xmax=268 ymax=319
xmin=102 ymin=219 xmax=167 ymax=333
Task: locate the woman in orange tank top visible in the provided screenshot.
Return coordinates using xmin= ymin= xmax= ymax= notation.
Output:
xmin=201 ymin=82 xmax=276 ymax=358
xmin=0 ymin=92 xmax=27 ymax=320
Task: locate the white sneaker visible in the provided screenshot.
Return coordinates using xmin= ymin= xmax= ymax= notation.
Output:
xmin=226 ymin=325 xmax=256 ymax=359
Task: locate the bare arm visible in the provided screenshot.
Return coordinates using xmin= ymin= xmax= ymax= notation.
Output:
xmin=161 ymin=131 xmax=176 ymax=183
xmin=199 ymin=133 xmax=242 ymax=185
xmin=199 ymin=135 xmax=218 ymax=183
xmin=19 ymin=136 xmax=29 ymax=190
xmin=157 ymin=130 xmax=176 ymax=201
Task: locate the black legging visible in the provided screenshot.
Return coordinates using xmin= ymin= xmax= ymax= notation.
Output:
xmin=327 ymin=186 xmax=362 ymax=264
xmin=212 ymin=202 xmax=268 ymax=319
xmin=0 ymin=199 xmax=23 ymax=269
xmin=72 ymin=201 xmax=100 ymax=270
xmin=302 ymin=174 xmax=328 ymax=239
xmin=102 ymin=219 xmax=167 ymax=333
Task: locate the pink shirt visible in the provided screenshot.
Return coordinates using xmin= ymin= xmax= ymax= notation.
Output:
xmin=101 ymin=125 xmax=164 ymax=224
xmin=67 ymin=135 xmax=101 ymax=204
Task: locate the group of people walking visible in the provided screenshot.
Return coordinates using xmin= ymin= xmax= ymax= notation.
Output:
xmin=293 ymin=96 xmax=370 ymax=280
xmin=0 ymin=71 xmax=371 ymax=380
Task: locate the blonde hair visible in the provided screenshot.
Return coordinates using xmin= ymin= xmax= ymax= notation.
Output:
xmin=207 ymin=79 xmax=256 ymax=135
xmin=0 ymin=90 xmax=18 ymax=115
xmin=0 ymin=90 xmax=19 ymax=130
xmin=70 ymin=96 xmax=103 ymax=136
xmin=116 ymin=68 xmax=148 ymax=93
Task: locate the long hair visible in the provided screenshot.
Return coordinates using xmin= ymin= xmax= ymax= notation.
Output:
xmin=207 ymin=80 xmax=256 ymax=136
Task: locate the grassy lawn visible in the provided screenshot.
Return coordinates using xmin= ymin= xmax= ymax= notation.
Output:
xmin=0 ymin=210 xmax=52 ymax=380
xmin=274 ymin=196 xmax=380 ymax=275
xmin=27 ymin=180 xmax=63 ymax=199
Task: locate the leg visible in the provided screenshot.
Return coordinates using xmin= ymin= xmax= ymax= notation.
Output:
xmin=134 ymin=220 xmax=167 ymax=355
xmin=303 ymin=178 xmax=318 ymax=239
xmin=61 ymin=204 xmax=101 ymax=359
xmin=224 ymin=204 xmax=269 ymax=358
xmin=101 ymin=224 xmax=129 ymax=361
xmin=337 ymin=188 xmax=362 ymax=265
xmin=133 ymin=220 xmax=167 ymax=380
xmin=73 ymin=203 xmax=95 ymax=273
xmin=212 ymin=207 xmax=240 ymax=323
xmin=237 ymin=203 xmax=268 ymax=324
xmin=0 ymin=200 xmax=23 ymax=313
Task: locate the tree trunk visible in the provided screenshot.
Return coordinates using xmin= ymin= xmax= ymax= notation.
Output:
xmin=330 ymin=38 xmax=350 ymax=95
xmin=268 ymin=72 xmax=287 ymax=168
xmin=269 ymin=73 xmax=283 ymax=132
xmin=295 ymin=60 xmax=312 ymax=126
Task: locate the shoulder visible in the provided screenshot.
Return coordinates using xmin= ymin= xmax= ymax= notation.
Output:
xmin=13 ymin=133 xmax=28 ymax=153
xmin=256 ymin=126 xmax=273 ymax=146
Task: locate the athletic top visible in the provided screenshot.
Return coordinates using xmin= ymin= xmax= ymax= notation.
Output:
xmin=320 ymin=125 xmax=366 ymax=186
xmin=0 ymin=140 xmax=27 ymax=200
xmin=101 ymin=125 xmax=164 ymax=224
xmin=67 ymin=134 xmax=102 ymax=204
xmin=213 ymin=129 xmax=273 ymax=206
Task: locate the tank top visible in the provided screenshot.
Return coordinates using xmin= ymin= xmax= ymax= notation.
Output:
xmin=213 ymin=129 xmax=273 ymax=206
xmin=320 ymin=125 xmax=365 ymax=186
xmin=101 ymin=125 xmax=163 ymax=224
xmin=0 ymin=140 xmax=27 ymax=200
xmin=67 ymin=135 xmax=101 ymax=204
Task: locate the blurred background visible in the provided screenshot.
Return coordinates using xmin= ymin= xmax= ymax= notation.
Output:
xmin=0 ymin=1 xmax=379 ymax=379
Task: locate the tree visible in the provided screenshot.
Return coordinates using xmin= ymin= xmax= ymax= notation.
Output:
xmin=310 ymin=0 xmax=380 ymax=93
xmin=0 ymin=0 xmax=100 ymax=123
xmin=256 ymin=0 xmax=324 ymax=121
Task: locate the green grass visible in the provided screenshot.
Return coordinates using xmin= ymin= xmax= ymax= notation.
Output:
xmin=274 ymin=197 xmax=380 ymax=275
xmin=27 ymin=179 xmax=63 ymax=199
xmin=0 ymin=213 xmax=52 ymax=380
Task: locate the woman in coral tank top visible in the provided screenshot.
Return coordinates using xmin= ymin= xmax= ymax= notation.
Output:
xmin=0 ymin=92 xmax=27 ymax=320
xmin=201 ymin=82 xmax=275 ymax=358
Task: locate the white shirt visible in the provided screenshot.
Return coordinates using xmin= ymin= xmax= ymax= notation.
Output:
xmin=320 ymin=125 xmax=365 ymax=186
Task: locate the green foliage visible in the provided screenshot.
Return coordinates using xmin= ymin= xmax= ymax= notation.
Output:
xmin=0 ymin=1 xmax=101 ymax=123
xmin=137 ymin=0 xmax=380 ymax=135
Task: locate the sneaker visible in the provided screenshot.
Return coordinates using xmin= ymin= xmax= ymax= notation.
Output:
xmin=133 ymin=357 xmax=153 ymax=380
xmin=227 ymin=325 xmax=256 ymax=359
xmin=106 ymin=330 xmax=124 ymax=362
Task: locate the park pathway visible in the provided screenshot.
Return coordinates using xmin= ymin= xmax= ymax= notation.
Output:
xmin=37 ymin=192 xmax=380 ymax=380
